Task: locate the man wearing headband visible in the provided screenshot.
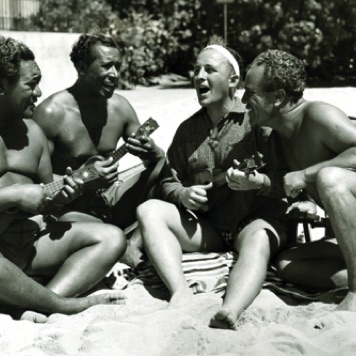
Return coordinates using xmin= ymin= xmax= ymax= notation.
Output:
xmin=137 ymin=44 xmax=290 ymax=329
xmin=243 ymin=49 xmax=356 ymax=312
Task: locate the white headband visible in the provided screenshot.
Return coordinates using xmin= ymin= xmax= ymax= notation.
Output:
xmin=204 ymin=45 xmax=240 ymax=77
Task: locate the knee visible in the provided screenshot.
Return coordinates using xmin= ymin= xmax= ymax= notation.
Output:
xmin=316 ymin=167 xmax=347 ymax=198
xmin=136 ymin=199 xmax=165 ymax=223
xmin=96 ymin=224 xmax=127 ymax=260
xmin=238 ymin=229 xmax=271 ymax=260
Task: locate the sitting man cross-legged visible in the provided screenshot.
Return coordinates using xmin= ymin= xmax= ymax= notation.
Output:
xmin=0 ymin=36 xmax=126 ymax=323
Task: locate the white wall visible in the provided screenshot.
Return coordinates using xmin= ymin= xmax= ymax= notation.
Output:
xmin=0 ymin=30 xmax=80 ymax=102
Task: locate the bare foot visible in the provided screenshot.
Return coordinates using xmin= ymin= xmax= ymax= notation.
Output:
xmin=20 ymin=310 xmax=48 ymax=323
xmin=210 ymin=307 xmax=239 ymax=330
xmin=335 ymin=291 xmax=356 ymax=311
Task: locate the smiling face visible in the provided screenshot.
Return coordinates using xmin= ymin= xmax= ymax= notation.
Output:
xmin=193 ymin=48 xmax=234 ymax=108
xmin=82 ymin=43 xmax=120 ymax=98
xmin=242 ymin=64 xmax=276 ymax=125
xmin=4 ymin=60 xmax=42 ymax=119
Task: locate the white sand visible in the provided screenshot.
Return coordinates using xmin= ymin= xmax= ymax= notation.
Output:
xmin=1 ymin=86 xmax=356 ymax=356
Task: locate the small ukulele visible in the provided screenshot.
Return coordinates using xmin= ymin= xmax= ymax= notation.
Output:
xmin=192 ymin=153 xmax=266 ymax=187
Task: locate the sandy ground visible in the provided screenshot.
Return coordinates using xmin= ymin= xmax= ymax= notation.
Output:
xmin=1 ymin=85 xmax=356 ymax=356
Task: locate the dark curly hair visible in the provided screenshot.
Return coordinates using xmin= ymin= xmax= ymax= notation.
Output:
xmin=70 ymin=32 xmax=119 ymax=69
xmin=251 ymin=49 xmax=306 ymax=101
xmin=0 ymin=36 xmax=35 ymax=84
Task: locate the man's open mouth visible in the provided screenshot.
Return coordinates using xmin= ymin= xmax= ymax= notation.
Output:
xmin=199 ymin=87 xmax=209 ymax=94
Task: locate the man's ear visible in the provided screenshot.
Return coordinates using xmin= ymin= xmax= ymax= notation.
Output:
xmin=274 ymin=89 xmax=286 ymax=107
xmin=76 ymin=61 xmax=86 ymax=76
xmin=229 ymin=74 xmax=239 ymax=89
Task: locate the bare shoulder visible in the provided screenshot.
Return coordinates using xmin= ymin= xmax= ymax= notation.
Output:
xmin=34 ymin=90 xmax=73 ymax=124
xmin=109 ymin=92 xmax=138 ymax=121
xmin=33 ymin=90 xmax=75 ymax=135
xmin=24 ymin=119 xmax=48 ymax=143
xmin=304 ymin=101 xmax=349 ymax=123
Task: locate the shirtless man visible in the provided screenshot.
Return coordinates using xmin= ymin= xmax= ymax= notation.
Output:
xmin=242 ymin=49 xmax=356 ymax=311
xmin=33 ymin=32 xmax=164 ymax=230
xmin=0 ymin=36 xmax=126 ymax=322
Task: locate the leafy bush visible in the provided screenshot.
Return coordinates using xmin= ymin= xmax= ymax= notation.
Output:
xmin=30 ymin=0 xmax=112 ymax=33
xmin=110 ymin=10 xmax=179 ymax=88
xmin=26 ymin=0 xmax=356 ymax=87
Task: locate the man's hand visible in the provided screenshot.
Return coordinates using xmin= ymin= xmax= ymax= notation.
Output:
xmin=179 ymin=182 xmax=213 ymax=212
xmin=286 ymin=200 xmax=318 ymax=215
xmin=126 ymin=134 xmax=164 ymax=163
xmin=14 ymin=184 xmax=49 ymax=214
xmin=226 ymin=159 xmax=264 ymax=190
xmin=52 ymin=167 xmax=84 ymax=205
xmin=88 ymin=157 xmax=120 ymax=190
xmin=284 ymin=170 xmax=307 ymax=198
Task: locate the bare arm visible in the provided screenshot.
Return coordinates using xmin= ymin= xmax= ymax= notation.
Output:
xmin=304 ymin=103 xmax=356 ymax=180
xmin=33 ymin=96 xmax=64 ymax=156
xmin=284 ymin=103 xmax=356 ymax=197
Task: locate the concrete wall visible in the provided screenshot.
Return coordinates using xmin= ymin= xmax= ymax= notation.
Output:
xmin=0 ymin=31 xmax=80 ymax=102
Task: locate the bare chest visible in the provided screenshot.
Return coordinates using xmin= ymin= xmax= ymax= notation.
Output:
xmin=282 ymin=128 xmax=332 ymax=171
xmin=56 ymin=110 xmax=125 ymax=157
xmin=0 ymin=138 xmax=40 ymax=185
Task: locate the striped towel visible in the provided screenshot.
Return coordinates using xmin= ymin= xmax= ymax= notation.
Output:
xmin=106 ymin=252 xmax=347 ymax=304
xmin=127 ymin=252 xmax=237 ymax=297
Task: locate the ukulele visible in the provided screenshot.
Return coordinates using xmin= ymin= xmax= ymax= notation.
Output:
xmin=185 ymin=153 xmax=266 ymax=220
xmin=192 ymin=153 xmax=266 ymax=187
xmin=0 ymin=118 xmax=159 ymax=230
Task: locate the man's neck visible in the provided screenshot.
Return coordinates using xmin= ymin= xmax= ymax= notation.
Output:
xmin=269 ymin=98 xmax=306 ymax=139
xmin=70 ymin=80 xmax=106 ymax=106
xmin=206 ymin=97 xmax=237 ymax=126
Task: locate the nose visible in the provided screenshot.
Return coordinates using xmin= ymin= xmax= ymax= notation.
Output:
xmin=195 ymin=67 xmax=207 ymax=81
xmin=34 ymin=84 xmax=42 ymax=98
xmin=108 ymin=65 xmax=118 ymax=79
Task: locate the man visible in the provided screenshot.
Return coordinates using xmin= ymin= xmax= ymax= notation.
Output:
xmin=0 ymin=36 xmax=126 ymax=323
xmin=137 ymin=44 xmax=289 ymax=330
xmin=242 ymin=49 xmax=356 ymax=311
xmin=33 ymin=32 xmax=164 ymax=231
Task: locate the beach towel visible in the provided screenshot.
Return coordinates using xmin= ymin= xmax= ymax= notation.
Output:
xmin=105 ymin=252 xmax=347 ymax=304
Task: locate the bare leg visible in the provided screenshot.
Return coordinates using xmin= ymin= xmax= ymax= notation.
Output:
xmin=121 ymin=227 xmax=144 ymax=268
xmin=57 ymin=211 xmax=104 ymax=223
xmin=210 ymin=219 xmax=284 ymax=330
xmin=26 ymin=221 xmax=127 ymax=297
xmin=275 ymin=239 xmax=347 ymax=290
xmin=317 ymin=167 xmax=356 ymax=311
xmin=0 ymin=257 xmax=126 ymax=323
xmin=137 ymin=199 xmax=224 ymax=306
